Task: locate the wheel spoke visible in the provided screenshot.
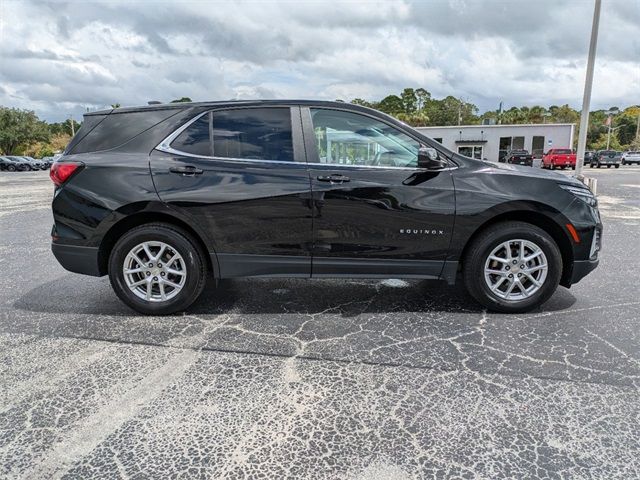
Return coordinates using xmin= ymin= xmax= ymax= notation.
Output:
xmin=142 ymin=243 xmax=154 ymax=262
xmin=124 ymin=267 xmax=144 ymax=275
xmin=156 ymin=244 xmax=167 ymax=261
xmin=145 ymin=281 xmax=152 ymax=300
xmin=159 ymin=282 xmax=166 ymax=301
xmin=516 ymin=280 xmax=529 ymax=297
xmin=519 ymin=240 xmax=525 ymax=260
xmin=523 ymin=272 xmax=541 ymax=287
xmin=489 ymin=255 xmax=508 ymax=264
xmin=524 ymin=250 xmax=542 ymax=262
xmin=131 ymin=253 xmax=146 ymax=268
xmin=491 ymin=276 xmax=508 ymax=292
xmin=525 ymin=264 xmax=546 ymax=274
xmin=129 ymin=278 xmax=147 ymax=288
xmin=165 ymin=268 xmax=185 ymax=276
xmin=163 ymin=279 xmax=182 ymax=289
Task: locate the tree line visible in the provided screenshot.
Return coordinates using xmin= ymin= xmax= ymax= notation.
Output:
xmin=1 ymin=92 xmax=638 ymax=156
xmin=344 ymin=88 xmax=639 ymax=151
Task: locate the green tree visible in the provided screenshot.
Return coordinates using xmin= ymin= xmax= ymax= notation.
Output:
xmin=415 ymin=88 xmax=431 ymax=111
xmin=170 ymin=97 xmax=193 ymax=103
xmin=0 ymin=107 xmax=50 ymax=155
xmin=614 ymin=111 xmax=639 ymax=147
xmin=377 ymin=95 xmax=404 ymax=115
xmin=111 ymin=103 xmax=121 ymax=108
xmin=350 ymin=98 xmax=375 ymax=108
xmin=400 ymin=88 xmax=417 ymax=114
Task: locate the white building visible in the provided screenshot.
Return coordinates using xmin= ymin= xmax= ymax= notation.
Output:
xmin=416 ymin=123 xmax=575 ymax=162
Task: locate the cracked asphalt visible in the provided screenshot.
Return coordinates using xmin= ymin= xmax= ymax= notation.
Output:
xmin=1 ymin=167 xmax=639 ymax=479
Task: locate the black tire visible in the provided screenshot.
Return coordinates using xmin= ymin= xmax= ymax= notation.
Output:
xmin=108 ymin=223 xmax=207 ymax=315
xmin=7 ymin=165 xmax=16 ymax=172
xmin=463 ymin=221 xmax=562 ymax=313
xmin=615 ymin=164 xmax=619 ymax=169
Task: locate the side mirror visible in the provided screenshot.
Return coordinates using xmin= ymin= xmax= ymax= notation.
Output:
xmin=418 ymin=146 xmax=447 ymax=170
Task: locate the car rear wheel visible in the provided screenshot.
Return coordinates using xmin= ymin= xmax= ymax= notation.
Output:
xmin=6 ymin=165 xmax=16 ymax=172
xmin=463 ymin=222 xmax=562 ymax=313
xmin=108 ymin=223 xmax=207 ymax=315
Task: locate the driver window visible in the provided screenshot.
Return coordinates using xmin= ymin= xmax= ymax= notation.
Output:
xmin=310 ymin=108 xmax=419 ymax=168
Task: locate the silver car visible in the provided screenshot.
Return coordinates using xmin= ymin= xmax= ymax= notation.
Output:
xmin=622 ymin=151 xmax=640 ymax=165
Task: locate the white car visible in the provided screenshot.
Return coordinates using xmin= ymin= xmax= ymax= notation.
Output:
xmin=622 ymin=151 xmax=640 ymax=165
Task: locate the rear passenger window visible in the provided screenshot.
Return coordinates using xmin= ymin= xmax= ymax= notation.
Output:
xmin=212 ymin=108 xmax=294 ymax=162
xmin=171 ymin=113 xmax=211 ymax=156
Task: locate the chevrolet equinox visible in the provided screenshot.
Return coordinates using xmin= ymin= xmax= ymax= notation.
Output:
xmin=50 ymin=100 xmax=601 ymax=315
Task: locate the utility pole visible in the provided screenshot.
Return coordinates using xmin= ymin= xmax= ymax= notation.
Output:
xmin=575 ymin=0 xmax=601 ymax=179
xmin=605 ymin=109 xmax=619 ymax=150
xmin=69 ymin=115 xmax=75 ymax=136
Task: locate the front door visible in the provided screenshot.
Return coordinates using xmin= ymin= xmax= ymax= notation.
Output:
xmin=151 ymin=106 xmax=313 ymax=278
xmin=301 ymin=107 xmax=455 ymax=279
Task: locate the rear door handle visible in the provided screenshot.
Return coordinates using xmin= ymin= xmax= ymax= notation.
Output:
xmin=170 ymin=165 xmax=203 ymax=176
xmin=317 ymin=174 xmax=350 ymax=183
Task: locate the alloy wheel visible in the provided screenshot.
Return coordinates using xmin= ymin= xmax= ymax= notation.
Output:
xmin=123 ymin=241 xmax=187 ymax=302
xmin=483 ymin=239 xmax=548 ymax=301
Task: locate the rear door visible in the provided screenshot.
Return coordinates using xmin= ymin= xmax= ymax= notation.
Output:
xmin=151 ymin=106 xmax=313 ymax=278
xmin=301 ymin=106 xmax=455 ymax=279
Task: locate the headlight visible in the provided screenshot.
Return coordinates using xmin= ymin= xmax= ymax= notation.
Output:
xmin=559 ymin=184 xmax=597 ymax=207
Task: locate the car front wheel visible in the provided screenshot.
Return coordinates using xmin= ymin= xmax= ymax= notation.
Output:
xmin=463 ymin=222 xmax=562 ymax=313
xmin=108 ymin=223 xmax=207 ymax=315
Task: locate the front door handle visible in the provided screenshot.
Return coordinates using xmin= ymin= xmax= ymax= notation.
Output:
xmin=170 ymin=165 xmax=203 ymax=176
xmin=317 ymin=174 xmax=350 ymax=183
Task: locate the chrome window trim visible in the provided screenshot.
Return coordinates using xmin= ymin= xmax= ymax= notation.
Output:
xmin=155 ymin=110 xmax=456 ymax=172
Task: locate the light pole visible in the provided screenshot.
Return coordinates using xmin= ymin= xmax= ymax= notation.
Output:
xmin=575 ymin=0 xmax=601 ymax=179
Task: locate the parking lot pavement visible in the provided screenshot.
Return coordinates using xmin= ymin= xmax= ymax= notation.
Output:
xmin=1 ymin=168 xmax=639 ymax=479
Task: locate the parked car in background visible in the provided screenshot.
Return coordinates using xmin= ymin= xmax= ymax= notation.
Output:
xmin=40 ymin=157 xmax=53 ymax=169
xmin=504 ymin=149 xmax=533 ymax=166
xmin=622 ymin=151 xmax=640 ymax=165
xmin=5 ymin=156 xmax=32 ymax=171
xmin=21 ymin=157 xmax=45 ymax=170
xmin=50 ymin=99 xmax=601 ymax=315
xmin=542 ymin=148 xmax=576 ymax=170
xmin=590 ymin=150 xmax=622 ymax=168
xmin=584 ymin=151 xmax=595 ymax=165
xmin=0 ymin=155 xmax=31 ymax=172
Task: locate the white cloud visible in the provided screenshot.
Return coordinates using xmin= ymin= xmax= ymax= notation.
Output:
xmin=0 ymin=0 xmax=637 ymax=122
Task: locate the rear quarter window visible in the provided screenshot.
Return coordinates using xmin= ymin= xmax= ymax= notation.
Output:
xmin=170 ymin=113 xmax=211 ymax=156
xmin=70 ymin=109 xmax=180 ymax=154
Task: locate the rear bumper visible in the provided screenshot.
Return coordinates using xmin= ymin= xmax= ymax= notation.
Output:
xmin=52 ymin=242 xmax=102 ymax=276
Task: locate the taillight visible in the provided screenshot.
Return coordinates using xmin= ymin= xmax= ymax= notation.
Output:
xmin=50 ymin=162 xmax=84 ymax=187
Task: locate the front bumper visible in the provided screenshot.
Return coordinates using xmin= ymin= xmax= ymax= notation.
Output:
xmin=52 ymin=242 xmax=102 ymax=276
xmin=570 ymin=258 xmax=599 ymax=284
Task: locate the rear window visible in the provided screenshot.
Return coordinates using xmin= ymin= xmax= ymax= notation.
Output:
xmin=212 ymin=108 xmax=293 ymax=162
xmin=554 ymin=149 xmax=573 ymax=154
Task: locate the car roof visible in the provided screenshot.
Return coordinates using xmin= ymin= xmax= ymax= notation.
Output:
xmin=86 ymin=99 xmax=375 ymax=117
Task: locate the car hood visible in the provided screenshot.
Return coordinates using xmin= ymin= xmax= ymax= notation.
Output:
xmin=473 ymin=158 xmax=585 ymax=187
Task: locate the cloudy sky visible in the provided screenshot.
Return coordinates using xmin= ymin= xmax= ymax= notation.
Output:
xmin=0 ymin=0 xmax=638 ymax=122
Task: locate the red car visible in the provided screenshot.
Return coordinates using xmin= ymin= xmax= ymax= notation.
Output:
xmin=542 ymin=148 xmax=576 ymax=170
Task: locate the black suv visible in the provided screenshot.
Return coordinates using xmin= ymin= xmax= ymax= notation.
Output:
xmin=51 ymin=100 xmax=601 ymax=315
xmin=503 ymin=149 xmax=533 ymax=167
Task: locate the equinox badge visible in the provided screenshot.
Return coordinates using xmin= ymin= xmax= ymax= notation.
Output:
xmin=400 ymin=229 xmax=445 ymax=235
